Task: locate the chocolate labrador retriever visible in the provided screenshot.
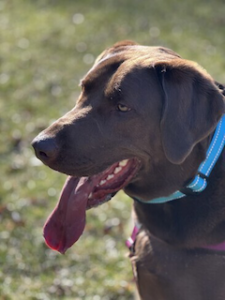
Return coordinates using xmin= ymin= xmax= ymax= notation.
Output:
xmin=32 ymin=41 xmax=225 ymax=300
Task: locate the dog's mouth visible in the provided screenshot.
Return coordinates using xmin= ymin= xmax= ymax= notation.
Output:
xmin=43 ymin=158 xmax=140 ymax=254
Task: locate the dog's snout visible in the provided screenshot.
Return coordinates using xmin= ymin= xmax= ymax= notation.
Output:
xmin=32 ymin=135 xmax=59 ymax=163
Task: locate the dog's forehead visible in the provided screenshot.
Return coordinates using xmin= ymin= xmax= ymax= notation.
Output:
xmin=81 ymin=45 xmax=180 ymax=89
xmin=81 ymin=45 xmax=179 ymax=96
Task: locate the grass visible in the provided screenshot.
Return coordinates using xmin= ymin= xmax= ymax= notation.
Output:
xmin=0 ymin=0 xmax=225 ymax=299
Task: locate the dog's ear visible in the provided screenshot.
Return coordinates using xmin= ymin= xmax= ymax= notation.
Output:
xmin=95 ymin=40 xmax=138 ymax=64
xmin=155 ymin=60 xmax=225 ymax=164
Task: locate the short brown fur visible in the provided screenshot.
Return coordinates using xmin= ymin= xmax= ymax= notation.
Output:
xmin=33 ymin=41 xmax=225 ymax=300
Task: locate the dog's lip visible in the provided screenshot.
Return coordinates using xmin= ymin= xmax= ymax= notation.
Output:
xmin=61 ymin=157 xmax=141 ymax=178
xmin=86 ymin=157 xmax=141 ymax=209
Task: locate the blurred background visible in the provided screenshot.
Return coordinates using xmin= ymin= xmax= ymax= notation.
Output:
xmin=0 ymin=0 xmax=225 ymax=299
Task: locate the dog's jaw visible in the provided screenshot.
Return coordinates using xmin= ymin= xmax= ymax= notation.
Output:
xmin=43 ymin=158 xmax=140 ymax=253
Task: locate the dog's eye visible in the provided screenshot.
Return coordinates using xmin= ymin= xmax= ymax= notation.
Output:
xmin=117 ymin=103 xmax=131 ymax=112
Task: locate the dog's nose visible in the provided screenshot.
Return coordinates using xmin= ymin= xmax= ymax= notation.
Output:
xmin=32 ymin=135 xmax=59 ymax=163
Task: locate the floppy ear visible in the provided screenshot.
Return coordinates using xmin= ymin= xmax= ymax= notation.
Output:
xmin=155 ymin=60 xmax=225 ymax=164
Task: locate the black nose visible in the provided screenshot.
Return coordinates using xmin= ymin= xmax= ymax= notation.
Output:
xmin=32 ymin=135 xmax=59 ymax=163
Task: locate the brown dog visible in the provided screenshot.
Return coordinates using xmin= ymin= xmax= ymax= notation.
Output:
xmin=32 ymin=41 xmax=225 ymax=300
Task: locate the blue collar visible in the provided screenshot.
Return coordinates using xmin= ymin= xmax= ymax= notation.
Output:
xmin=136 ymin=115 xmax=225 ymax=204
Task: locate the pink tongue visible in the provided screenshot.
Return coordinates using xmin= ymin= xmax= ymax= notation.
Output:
xmin=43 ymin=176 xmax=92 ymax=254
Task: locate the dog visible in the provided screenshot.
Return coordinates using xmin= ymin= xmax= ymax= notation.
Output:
xmin=32 ymin=41 xmax=225 ymax=300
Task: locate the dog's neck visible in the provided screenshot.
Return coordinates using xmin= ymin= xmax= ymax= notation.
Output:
xmin=134 ymin=116 xmax=225 ymax=204
xmin=131 ymin=118 xmax=225 ymax=248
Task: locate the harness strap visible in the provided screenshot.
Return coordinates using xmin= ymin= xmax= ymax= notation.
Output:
xmin=126 ymin=223 xmax=141 ymax=249
xmin=126 ymin=224 xmax=225 ymax=252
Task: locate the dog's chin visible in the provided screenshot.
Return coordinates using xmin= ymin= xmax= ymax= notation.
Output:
xmin=43 ymin=157 xmax=140 ymax=254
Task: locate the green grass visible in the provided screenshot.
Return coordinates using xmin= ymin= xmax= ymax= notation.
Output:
xmin=0 ymin=0 xmax=225 ymax=299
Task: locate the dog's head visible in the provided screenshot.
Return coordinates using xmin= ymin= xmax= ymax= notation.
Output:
xmin=32 ymin=41 xmax=225 ymax=253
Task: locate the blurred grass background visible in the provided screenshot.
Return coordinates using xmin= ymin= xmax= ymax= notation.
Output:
xmin=0 ymin=0 xmax=225 ymax=299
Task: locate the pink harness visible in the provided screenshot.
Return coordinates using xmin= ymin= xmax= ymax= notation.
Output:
xmin=126 ymin=224 xmax=141 ymax=249
xmin=126 ymin=224 xmax=225 ymax=252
